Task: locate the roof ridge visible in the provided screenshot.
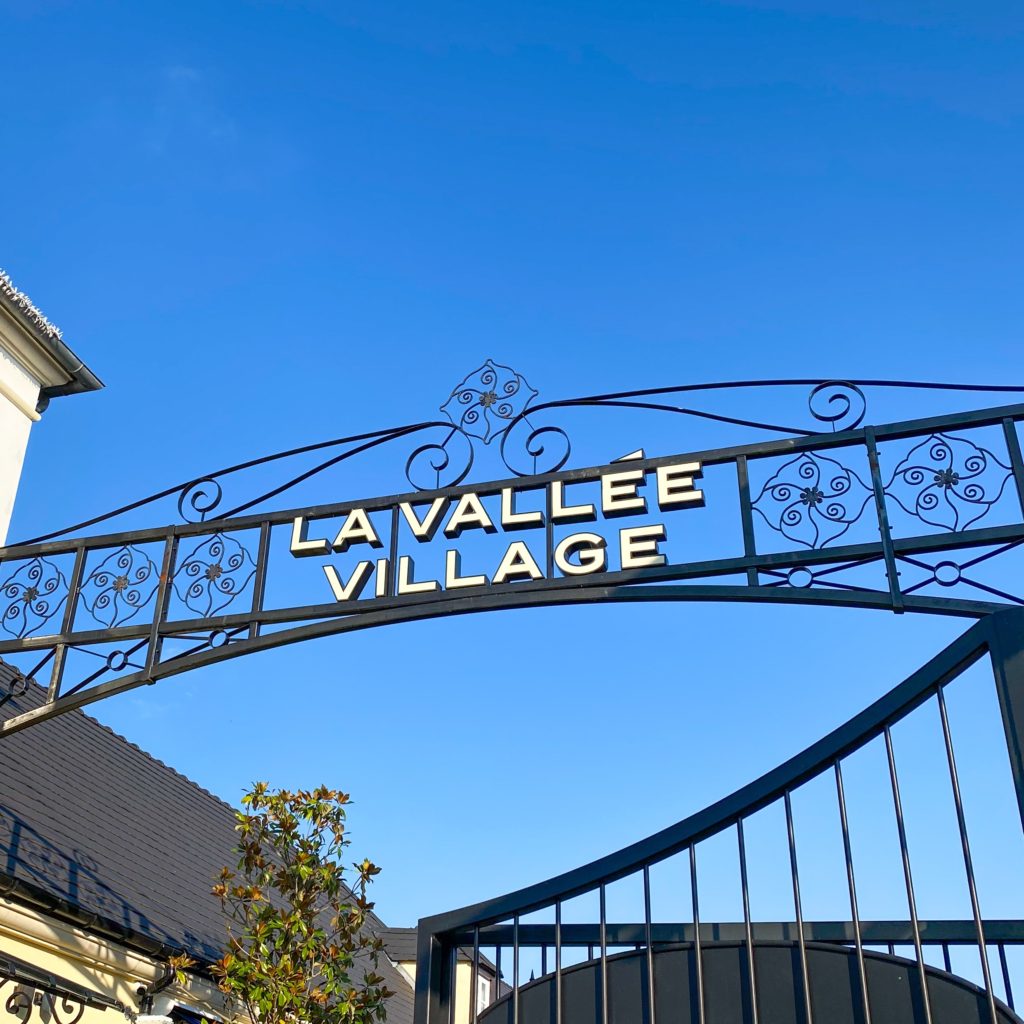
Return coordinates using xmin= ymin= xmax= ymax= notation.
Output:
xmin=0 ymin=268 xmax=64 ymax=341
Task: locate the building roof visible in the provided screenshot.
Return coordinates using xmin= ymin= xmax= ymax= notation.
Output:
xmin=0 ymin=269 xmax=103 ymax=403
xmin=380 ymin=929 xmax=496 ymax=974
xmin=0 ymin=666 xmax=414 ymax=1024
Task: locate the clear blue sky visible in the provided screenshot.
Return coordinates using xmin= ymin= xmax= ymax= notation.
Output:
xmin=3 ymin=0 xmax=1024 ymax=954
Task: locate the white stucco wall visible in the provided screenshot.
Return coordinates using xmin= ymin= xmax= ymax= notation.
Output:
xmin=0 ymin=344 xmax=41 ymax=545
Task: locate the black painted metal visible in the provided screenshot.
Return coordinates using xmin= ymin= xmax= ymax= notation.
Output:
xmin=413 ymin=611 xmax=1024 ymax=1024
xmin=2 ymin=380 xmax=1024 ymax=735
xmin=0 ymin=951 xmax=125 ymax=1024
xmin=5 ymin=371 xmax=1024 ymax=1020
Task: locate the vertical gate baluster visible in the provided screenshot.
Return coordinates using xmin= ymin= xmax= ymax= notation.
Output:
xmin=513 ymin=915 xmax=520 ymax=1024
xmin=835 ymin=761 xmax=872 ymax=1024
xmin=689 ymin=847 xmax=706 ymax=1024
xmin=998 ymin=944 xmax=1014 ymax=1011
xmin=784 ymin=792 xmax=814 ymax=1024
xmin=644 ymin=865 xmax=657 ymax=1024
xmin=471 ymin=927 xmax=480 ymax=1024
xmin=555 ymin=902 xmax=563 ymax=1024
xmin=936 ymin=685 xmax=998 ymax=1024
xmin=599 ymin=886 xmax=609 ymax=1024
xmin=884 ymin=726 xmax=933 ymax=1024
xmin=736 ymin=819 xmax=760 ymax=1024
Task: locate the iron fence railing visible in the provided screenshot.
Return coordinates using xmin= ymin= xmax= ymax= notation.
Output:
xmin=414 ymin=610 xmax=1024 ymax=1024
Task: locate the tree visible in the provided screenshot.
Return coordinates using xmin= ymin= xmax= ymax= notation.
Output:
xmin=173 ymin=783 xmax=393 ymax=1024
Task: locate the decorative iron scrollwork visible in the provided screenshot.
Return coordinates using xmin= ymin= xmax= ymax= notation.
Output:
xmin=807 ymin=381 xmax=867 ymax=432
xmin=178 ymin=476 xmax=223 ymax=523
xmin=80 ymin=545 xmax=159 ymax=628
xmin=0 ymin=558 xmax=67 ymax=639
xmin=499 ymin=417 xmax=572 ymax=477
xmin=0 ymin=666 xmax=28 ymax=709
xmin=405 ymin=429 xmax=474 ymax=491
xmin=884 ymin=433 xmax=1012 ymax=532
xmin=174 ymin=533 xmax=257 ymax=616
xmin=442 ymin=360 xmax=538 ymax=444
xmin=406 ymin=360 xmax=565 ymax=488
xmin=752 ymin=452 xmax=873 ymax=549
xmin=0 ymin=979 xmax=87 ymax=1024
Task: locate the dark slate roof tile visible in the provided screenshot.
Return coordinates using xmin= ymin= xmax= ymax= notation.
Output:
xmin=0 ymin=674 xmax=414 ymax=1024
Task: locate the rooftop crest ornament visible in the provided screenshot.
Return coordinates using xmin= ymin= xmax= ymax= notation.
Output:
xmin=441 ymin=359 xmax=538 ymax=444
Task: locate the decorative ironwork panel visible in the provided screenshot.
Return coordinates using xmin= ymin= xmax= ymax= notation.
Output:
xmin=0 ymin=375 xmax=1024 ymax=738
xmin=0 ymin=557 xmax=66 ymax=639
xmin=173 ymin=532 xmax=257 ymax=617
xmin=79 ymin=545 xmax=160 ymax=628
xmin=885 ymin=432 xmax=1013 ymax=533
xmin=751 ymin=451 xmax=873 ymax=549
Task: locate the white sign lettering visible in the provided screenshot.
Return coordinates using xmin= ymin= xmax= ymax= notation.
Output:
xmin=290 ymin=460 xmax=704 ymax=602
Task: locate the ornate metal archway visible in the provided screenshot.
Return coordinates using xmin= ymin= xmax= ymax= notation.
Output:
xmin=4 ymin=365 xmax=1024 ymax=1024
xmin=2 ymin=368 xmax=1024 ymax=736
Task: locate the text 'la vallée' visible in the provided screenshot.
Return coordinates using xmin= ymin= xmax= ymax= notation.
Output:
xmin=290 ymin=462 xmax=704 ymax=602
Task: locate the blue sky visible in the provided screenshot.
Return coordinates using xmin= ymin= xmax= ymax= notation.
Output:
xmin=3 ymin=0 xmax=1024 ymax=954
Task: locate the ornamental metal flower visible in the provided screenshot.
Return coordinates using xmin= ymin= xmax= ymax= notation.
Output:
xmin=441 ymin=359 xmax=538 ymax=444
xmin=0 ymin=556 xmax=66 ymax=639
xmin=174 ymin=532 xmax=256 ymax=617
xmin=753 ymin=452 xmax=873 ymax=549
xmin=80 ymin=544 xmax=160 ymax=628
xmin=884 ymin=432 xmax=1011 ymax=532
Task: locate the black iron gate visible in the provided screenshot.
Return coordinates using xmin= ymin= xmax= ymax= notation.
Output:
xmin=413 ymin=610 xmax=1024 ymax=1024
xmin=3 ymin=368 xmax=1024 ymax=1024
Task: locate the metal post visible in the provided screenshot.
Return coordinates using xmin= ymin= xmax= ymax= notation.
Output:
xmin=144 ymin=533 xmax=178 ymax=677
xmin=784 ymin=791 xmax=814 ymax=1024
xmin=736 ymin=456 xmax=759 ymax=587
xmin=936 ymin=685 xmax=998 ymax=1024
xmin=689 ymin=847 xmax=706 ymax=1024
xmin=884 ymin=726 xmax=933 ymax=1024
xmin=834 ymin=761 xmax=871 ymax=1024
xmin=736 ymin=819 xmax=760 ymax=1024
xmin=555 ymin=901 xmax=563 ymax=1024
xmin=988 ymin=608 xmax=1024 ymax=834
xmin=413 ymin=930 xmax=449 ymax=1024
xmin=471 ymin=927 xmax=480 ymax=1024
xmin=599 ymin=886 xmax=609 ymax=1024
xmin=863 ymin=427 xmax=904 ymax=613
xmin=1002 ymin=418 xmax=1024 ymax=518
xmin=513 ymin=915 xmax=520 ymax=1024
xmin=48 ymin=546 xmax=86 ymax=701
xmin=247 ymin=521 xmax=271 ymax=640
xmin=643 ymin=865 xmax=657 ymax=1024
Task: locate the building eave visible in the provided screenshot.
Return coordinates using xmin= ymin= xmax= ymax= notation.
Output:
xmin=0 ymin=270 xmax=104 ymax=408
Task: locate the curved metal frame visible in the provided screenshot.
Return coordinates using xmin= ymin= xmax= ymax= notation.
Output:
xmin=2 ymin=376 xmax=1024 ymax=736
xmin=3 ymin=369 xmax=1024 ymax=1023
xmin=414 ymin=609 xmax=1024 ymax=1024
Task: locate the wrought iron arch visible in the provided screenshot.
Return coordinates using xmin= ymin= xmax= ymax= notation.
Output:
xmin=2 ymin=368 xmax=1024 ymax=736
